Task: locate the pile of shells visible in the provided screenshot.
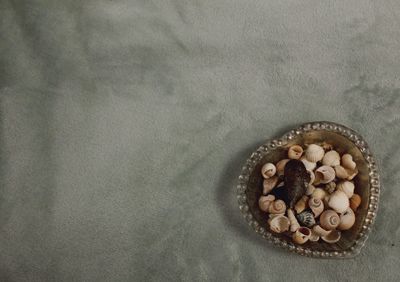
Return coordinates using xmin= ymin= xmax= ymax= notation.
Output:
xmin=259 ymin=143 xmax=362 ymax=245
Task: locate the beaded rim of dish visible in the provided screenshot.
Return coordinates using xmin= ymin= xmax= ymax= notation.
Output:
xmin=236 ymin=121 xmax=380 ymax=258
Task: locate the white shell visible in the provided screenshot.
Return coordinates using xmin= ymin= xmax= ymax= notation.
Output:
xmin=334 ymin=165 xmax=349 ymax=179
xmin=306 ymin=184 xmax=316 ymax=196
xmin=292 ymin=227 xmax=311 ymax=245
xmin=321 ymin=229 xmax=341 ymax=244
xmin=336 ymin=181 xmax=355 ymax=198
xmin=308 ymin=197 xmax=324 ymax=218
xmin=288 ymin=145 xmax=303 ymax=160
xmin=261 ymin=163 xmax=276 ymax=179
xmin=268 ymin=215 xmax=290 ymax=233
xmin=305 ymin=144 xmax=325 ymax=162
xmin=311 ymin=188 xmax=327 ymax=200
xmin=300 ymin=156 xmax=317 ymax=171
xmin=268 ymin=199 xmax=287 ymax=214
xmin=287 ymin=208 xmax=300 ymax=232
xmin=263 ymin=176 xmax=279 ymax=195
xmin=276 ymin=159 xmax=290 ymax=176
xmin=322 ymin=150 xmax=340 ymax=167
xmin=328 ymin=190 xmax=349 ymax=214
xmin=294 ymin=195 xmax=309 ymax=214
xmin=315 ymin=166 xmax=335 ymax=184
xmin=259 ymin=195 xmax=275 ymax=212
xmin=342 ymin=154 xmax=356 ymax=170
xmin=338 ymin=208 xmax=356 ymax=230
xmin=312 ymin=225 xmax=331 ymax=237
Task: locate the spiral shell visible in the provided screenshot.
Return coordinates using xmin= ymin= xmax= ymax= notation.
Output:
xmin=287 ymin=208 xmax=300 ymax=232
xmin=338 ymin=208 xmax=356 ymax=230
xmin=268 ymin=215 xmax=290 ymax=233
xmin=288 ymin=145 xmax=303 ymax=160
xmin=315 ymin=166 xmax=335 ymax=184
xmin=342 ymin=154 xmax=356 ymax=170
xmin=268 ymin=199 xmax=287 ymax=214
xmin=328 ymin=190 xmax=349 ymax=213
xmin=311 ymin=188 xmax=327 ymax=200
xmin=292 ymin=227 xmax=311 ymax=245
xmin=305 ymin=144 xmax=325 ymax=162
xmin=263 ymin=176 xmax=279 ymax=195
xmin=336 ymin=181 xmax=355 ymax=198
xmin=321 ymin=229 xmax=341 ymax=244
xmin=294 ymin=195 xmax=309 ymax=214
xmin=300 ymin=156 xmax=317 ymax=171
xmin=261 ymin=163 xmax=276 ymax=179
xmin=350 ymin=194 xmax=362 ymax=211
xmin=259 ymin=195 xmax=275 ymax=212
xmin=320 ymin=210 xmax=340 ymax=230
xmin=322 ymin=150 xmax=340 ymax=167
xmin=296 ymin=211 xmax=316 ymax=227
xmin=276 ymin=159 xmax=290 ymax=176
xmin=306 ymin=184 xmax=316 ymax=196
xmin=308 ymin=197 xmax=324 ymax=218
xmin=334 ymin=165 xmax=349 ymax=179
xmin=312 ymin=225 xmax=331 ymax=237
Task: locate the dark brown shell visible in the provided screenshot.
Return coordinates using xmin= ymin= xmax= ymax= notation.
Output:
xmin=284 ymin=159 xmax=310 ymax=208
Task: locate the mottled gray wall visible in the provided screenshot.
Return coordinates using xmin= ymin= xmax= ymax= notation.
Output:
xmin=1 ymin=0 xmax=400 ymax=281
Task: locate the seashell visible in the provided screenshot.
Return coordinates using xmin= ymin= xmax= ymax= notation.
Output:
xmin=334 ymin=165 xmax=349 ymax=179
xmin=268 ymin=213 xmax=284 ymax=219
xmin=259 ymin=195 xmax=275 ymax=212
xmin=342 ymin=154 xmax=356 ymax=170
xmin=268 ymin=199 xmax=287 ymax=214
xmin=294 ymin=195 xmax=309 ymax=214
xmin=328 ymin=190 xmax=350 ymax=213
xmin=312 ymin=225 xmax=331 ymax=237
xmin=308 ymin=197 xmax=324 ymax=218
xmin=276 ymin=159 xmax=290 ymax=176
xmin=284 ymin=160 xmax=310 ymax=208
xmin=336 ymin=181 xmax=355 ymax=198
xmin=338 ymin=208 xmax=356 ymax=230
xmin=288 ymin=145 xmax=303 ymax=160
xmin=309 ymin=229 xmax=320 ymax=242
xmin=307 ymin=170 xmax=315 ymax=185
xmin=311 ymin=188 xmax=327 ymax=200
xmin=296 ymin=211 xmax=316 ymax=227
xmin=300 ymin=156 xmax=317 ymax=171
xmin=325 ymin=182 xmax=336 ymax=194
xmin=321 ymin=142 xmax=334 ymax=151
xmin=305 ymin=144 xmax=325 ymax=162
xmin=320 ymin=210 xmax=340 ymax=230
xmin=346 ymin=168 xmax=358 ymax=180
xmin=268 ymin=215 xmax=290 ymax=233
xmin=306 ymin=184 xmax=316 ymax=196
xmin=322 ymin=150 xmax=340 ymax=167
xmin=261 ymin=163 xmax=276 ymax=179
xmin=292 ymin=227 xmax=311 ymax=245
xmin=263 ymin=176 xmax=279 ymax=195
xmin=287 ymin=208 xmax=300 ymax=232
xmin=321 ymin=229 xmax=341 ymax=244
xmin=350 ymin=194 xmax=361 ymax=211
xmin=315 ymin=166 xmax=335 ymax=184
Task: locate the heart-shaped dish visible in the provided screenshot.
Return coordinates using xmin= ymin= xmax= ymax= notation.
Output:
xmin=236 ymin=121 xmax=380 ymax=258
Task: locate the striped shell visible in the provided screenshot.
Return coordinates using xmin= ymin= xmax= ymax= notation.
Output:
xmin=296 ymin=210 xmax=316 ymax=227
xmin=305 ymin=144 xmax=325 ymax=162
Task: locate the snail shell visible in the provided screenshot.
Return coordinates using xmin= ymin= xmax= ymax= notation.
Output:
xmin=296 ymin=210 xmax=316 ymax=227
xmin=328 ymin=190 xmax=350 ymax=213
xmin=334 ymin=165 xmax=349 ymax=179
xmin=312 ymin=225 xmax=331 ymax=237
xmin=288 ymin=145 xmax=303 ymax=160
xmin=276 ymin=159 xmax=290 ymax=176
xmin=259 ymin=195 xmax=275 ymax=212
xmin=350 ymin=194 xmax=362 ymax=211
xmin=287 ymin=208 xmax=300 ymax=232
xmin=320 ymin=210 xmax=340 ymax=230
xmin=261 ymin=163 xmax=276 ymax=179
xmin=292 ymin=227 xmax=311 ymax=245
xmin=338 ymin=208 xmax=356 ymax=230
xmin=263 ymin=176 xmax=279 ymax=195
xmin=305 ymin=144 xmax=325 ymax=162
xmin=268 ymin=215 xmax=290 ymax=233
xmin=325 ymin=182 xmax=336 ymax=194
xmin=342 ymin=154 xmax=356 ymax=170
xmin=294 ymin=195 xmax=309 ymax=214
xmin=322 ymin=150 xmax=340 ymax=167
xmin=336 ymin=181 xmax=355 ymax=198
xmin=268 ymin=199 xmax=287 ymax=214
xmin=308 ymin=197 xmax=324 ymax=218
xmin=321 ymin=229 xmax=341 ymax=244
xmin=312 ymin=188 xmax=327 ymax=200
xmin=300 ymin=156 xmax=317 ymax=171
xmin=306 ymin=184 xmax=316 ymax=196
xmin=315 ymin=166 xmax=335 ymax=184
xmin=309 ymin=230 xmax=320 ymax=242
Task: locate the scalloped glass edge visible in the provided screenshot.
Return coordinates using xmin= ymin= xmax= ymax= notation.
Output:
xmin=236 ymin=121 xmax=380 ymax=259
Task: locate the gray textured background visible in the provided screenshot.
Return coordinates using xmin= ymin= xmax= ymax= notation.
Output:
xmin=1 ymin=0 xmax=400 ymax=281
